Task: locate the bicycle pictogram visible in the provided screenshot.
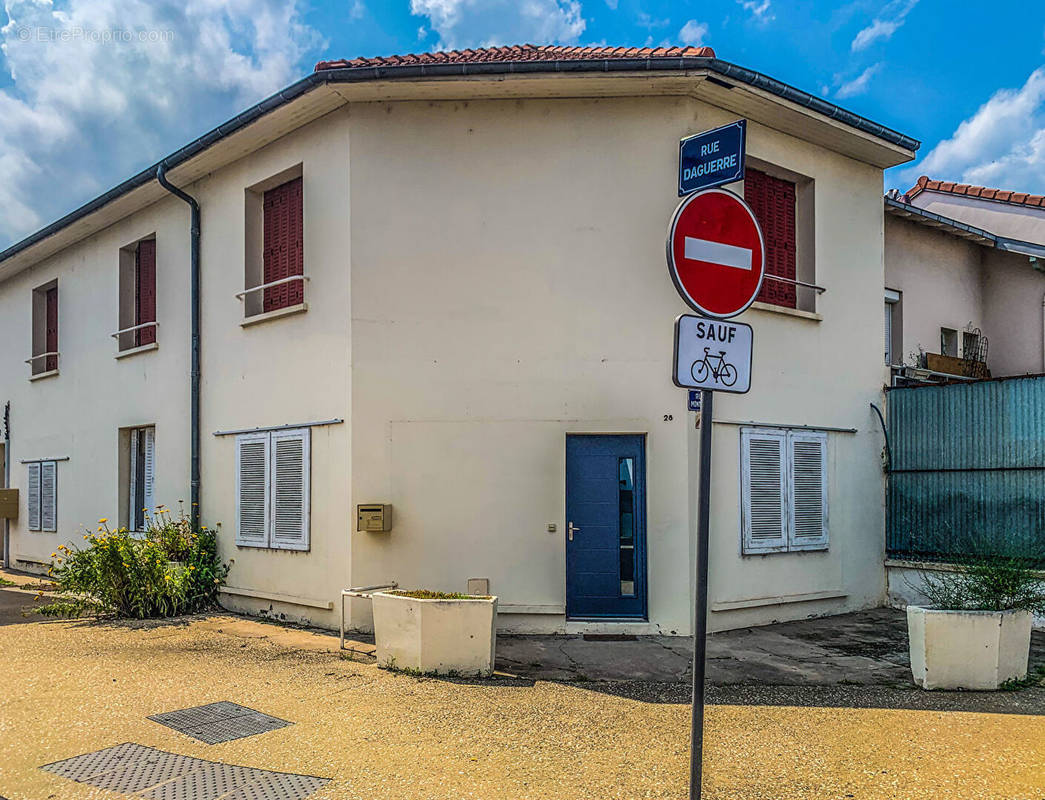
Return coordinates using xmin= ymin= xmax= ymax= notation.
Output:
xmin=690 ymin=347 xmax=738 ymax=387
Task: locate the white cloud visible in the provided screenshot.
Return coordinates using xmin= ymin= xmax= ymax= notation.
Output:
xmin=349 ymin=0 xmax=365 ymax=20
xmin=737 ymin=0 xmax=773 ymax=23
xmin=0 ymin=0 xmax=322 ymax=247
xmin=835 ymin=62 xmax=881 ymax=99
xmin=679 ymin=20 xmax=708 ymax=47
xmin=901 ymin=67 xmax=1045 ymax=192
xmin=851 ymin=0 xmax=917 ymax=51
xmin=603 ymin=0 xmax=617 ymax=8
xmin=409 ymin=0 xmax=586 ymax=50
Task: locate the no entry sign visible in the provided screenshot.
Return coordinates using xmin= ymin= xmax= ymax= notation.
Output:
xmin=666 ymin=188 xmax=765 ymax=319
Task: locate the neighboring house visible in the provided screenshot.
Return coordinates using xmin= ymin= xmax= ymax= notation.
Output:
xmin=884 ymin=178 xmax=1045 ymax=381
xmin=0 ymin=45 xmax=919 ymax=636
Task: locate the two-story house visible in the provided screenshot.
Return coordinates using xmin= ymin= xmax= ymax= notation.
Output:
xmin=0 ymin=45 xmax=919 ymax=636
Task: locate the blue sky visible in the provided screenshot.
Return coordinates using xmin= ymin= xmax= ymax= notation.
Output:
xmin=1 ymin=0 xmax=1044 ymax=247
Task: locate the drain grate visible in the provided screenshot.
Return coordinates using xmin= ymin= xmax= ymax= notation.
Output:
xmin=149 ymin=701 xmax=292 ymax=744
xmin=42 ymin=744 xmax=329 ymax=800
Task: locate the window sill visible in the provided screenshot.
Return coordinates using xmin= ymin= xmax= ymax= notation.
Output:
xmin=240 ymin=302 xmax=308 ymax=328
xmin=749 ymin=301 xmax=823 ymax=322
xmin=29 ymin=369 xmax=59 ymax=382
xmin=115 ymin=342 xmax=159 ymax=360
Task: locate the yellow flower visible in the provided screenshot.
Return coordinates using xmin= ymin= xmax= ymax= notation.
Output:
xmin=83 ymin=534 xmax=89 ymax=540
xmin=50 ymin=552 xmax=57 ymax=558
xmin=98 ymin=518 xmax=107 ymax=524
xmin=97 ymin=526 xmax=103 ymax=532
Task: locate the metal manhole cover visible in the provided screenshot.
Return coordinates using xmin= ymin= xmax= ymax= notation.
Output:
xmin=41 ymin=744 xmax=329 ymax=800
xmin=149 ymin=701 xmax=292 ymax=744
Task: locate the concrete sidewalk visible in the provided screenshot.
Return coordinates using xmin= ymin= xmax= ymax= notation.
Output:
xmin=496 ymin=607 xmax=1045 ymax=687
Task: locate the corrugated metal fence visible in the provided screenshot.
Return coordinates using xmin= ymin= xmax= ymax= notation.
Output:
xmin=886 ymin=375 xmax=1045 ymax=561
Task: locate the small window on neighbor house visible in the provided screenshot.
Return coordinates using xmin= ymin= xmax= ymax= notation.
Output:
xmin=746 ymin=169 xmax=798 ymax=310
xmin=29 ymin=281 xmax=59 ymax=376
xmin=884 ymin=289 xmax=901 ymax=366
xmin=118 ymin=237 xmax=157 ymax=351
xmin=740 ymin=428 xmax=828 ymax=555
xmin=126 ymin=427 xmax=156 ymax=531
xmin=27 ymin=460 xmax=58 ymax=532
xmin=244 ymin=172 xmax=304 ymax=318
xmin=235 ymin=427 xmax=310 ymax=550
xmin=941 ymin=328 xmax=958 ymax=358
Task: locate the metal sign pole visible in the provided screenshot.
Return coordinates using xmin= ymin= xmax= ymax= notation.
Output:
xmin=689 ymin=388 xmax=714 ymax=800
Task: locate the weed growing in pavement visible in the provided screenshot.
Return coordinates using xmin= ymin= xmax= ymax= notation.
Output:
xmin=37 ymin=504 xmax=230 ymax=619
xmin=999 ymin=664 xmax=1045 ymax=691
xmin=0 ymin=577 xmax=14 ymax=587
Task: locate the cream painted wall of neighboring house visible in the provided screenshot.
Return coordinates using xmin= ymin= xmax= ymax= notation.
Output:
xmin=346 ymin=96 xmax=889 ymax=635
xmin=884 ymin=215 xmax=1045 ymax=377
xmin=0 ymin=197 xmax=191 ymax=568
xmin=910 ymin=192 xmax=1045 ymax=245
xmin=884 ymin=216 xmax=984 ymax=367
xmin=981 ymin=249 xmax=1045 ymax=376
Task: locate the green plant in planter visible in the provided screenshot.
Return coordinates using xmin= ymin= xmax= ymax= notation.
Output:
xmin=40 ymin=505 xmax=230 ymax=619
xmin=916 ymin=532 xmax=1045 ymax=613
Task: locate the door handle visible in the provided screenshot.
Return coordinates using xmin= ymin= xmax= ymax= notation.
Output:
xmin=568 ymin=522 xmax=580 ymax=541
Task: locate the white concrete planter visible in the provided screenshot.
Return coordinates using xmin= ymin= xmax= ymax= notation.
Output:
xmin=371 ymin=592 xmax=498 ymax=676
xmin=907 ymin=605 xmax=1033 ymax=690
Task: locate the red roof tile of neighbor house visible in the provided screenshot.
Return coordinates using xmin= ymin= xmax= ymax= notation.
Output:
xmin=905 ymin=175 xmax=1045 ymax=208
xmin=315 ymin=44 xmax=716 ymax=71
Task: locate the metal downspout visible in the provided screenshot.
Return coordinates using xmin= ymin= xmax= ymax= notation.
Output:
xmin=156 ymin=165 xmax=201 ymax=529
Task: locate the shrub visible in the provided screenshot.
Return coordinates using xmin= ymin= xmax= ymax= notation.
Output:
xmin=917 ymin=532 xmax=1045 ymax=614
xmin=41 ymin=506 xmax=229 ymax=619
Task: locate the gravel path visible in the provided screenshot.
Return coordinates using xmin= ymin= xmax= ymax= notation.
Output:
xmin=1 ymin=590 xmax=1043 ymax=799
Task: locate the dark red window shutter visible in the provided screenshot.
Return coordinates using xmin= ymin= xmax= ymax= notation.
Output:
xmin=135 ymin=239 xmax=157 ymax=346
xmin=262 ymin=177 xmax=304 ymax=312
xmin=746 ymin=169 xmax=797 ymax=309
xmin=45 ymin=287 xmax=58 ymax=372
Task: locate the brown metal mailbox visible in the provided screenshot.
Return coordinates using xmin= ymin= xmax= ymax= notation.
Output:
xmin=0 ymin=488 xmax=18 ymax=520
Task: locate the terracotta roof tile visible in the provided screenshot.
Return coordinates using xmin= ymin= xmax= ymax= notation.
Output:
xmin=315 ymin=43 xmax=716 ymax=71
xmin=905 ymin=175 xmax=1045 ymax=208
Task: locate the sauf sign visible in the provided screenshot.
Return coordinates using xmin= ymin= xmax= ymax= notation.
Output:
xmin=665 ymin=126 xmax=763 ymax=800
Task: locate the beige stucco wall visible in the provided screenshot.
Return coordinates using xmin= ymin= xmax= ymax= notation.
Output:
xmin=346 ymin=96 xmax=889 ymax=635
xmin=981 ymin=249 xmax=1045 ymax=376
xmin=884 ymin=216 xmax=985 ymax=365
xmin=884 ymin=215 xmax=1045 ymax=376
xmin=0 ymin=91 xmax=895 ymax=636
xmin=0 ymin=195 xmax=191 ymax=566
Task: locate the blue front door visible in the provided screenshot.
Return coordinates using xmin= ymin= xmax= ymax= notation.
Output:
xmin=565 ymin=434 xmax=647 ymax=619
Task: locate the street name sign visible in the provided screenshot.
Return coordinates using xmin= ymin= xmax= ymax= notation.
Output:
xmin=673 ymin=315 xmax=752 ymax=394
xmin=667 ymin=187 xmax=765 ymax=319
xmin=678 ymin=120 xmax=746 ymax=196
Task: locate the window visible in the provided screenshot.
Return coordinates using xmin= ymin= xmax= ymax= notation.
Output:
xmin=746 ymin=168 xmax=797 ymax=309
xmin=940 ymin=328 xmax=958 ymax=357
xmin=27 ymin=460 xmax=58 ymax=532
xmin=29 ymin=280 xmax=59 ymax=375
xmin=235 ymin=427 xmax=310 ymax=550
xmin=126 ymin=427 xmax=155 ymax=531
xmin=884 ymin=289 xmax=901 ymax=365
xmin=118 ymin=237 xmax=157 ymax=350
xmin=741 ymin=428 xmax=828 ymax=554
xmin=243 ymin=169 xmax=305 ymax=319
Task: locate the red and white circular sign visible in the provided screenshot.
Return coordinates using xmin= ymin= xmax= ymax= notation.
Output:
xmin=666 ymin=188 xmax=765 ymax=319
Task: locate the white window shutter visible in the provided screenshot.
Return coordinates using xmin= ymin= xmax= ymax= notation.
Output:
xmin=269 ymin=428 xmax=310 ymax=551
xmin=27 ymin=462 xmax=41 ymax=531
xmin=741 ymin=429 xmax=788 ymax=554
xmin=40 ymin=461 xmax=57 ymax=532
xmin=143 ymin=427 xmax=156 ymax=519
xmin=788 ymin=431 xmax=828 ymax=551
xmin=236 ymin=433 xmax=270 ymax=547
